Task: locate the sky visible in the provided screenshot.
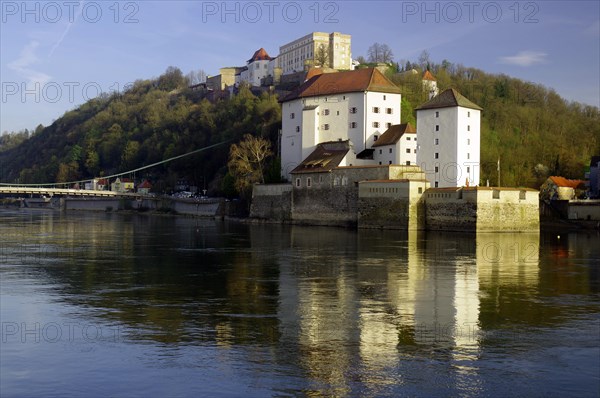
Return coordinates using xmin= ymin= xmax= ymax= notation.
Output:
xmin=1 ymin=0 xmax=599 ymax=134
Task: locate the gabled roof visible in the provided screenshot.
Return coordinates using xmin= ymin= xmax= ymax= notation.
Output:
xmin=422 ymin=70 xmax=437 ymax=81
xmin=372 ymin=123 xmax=416 ymax=147
xmin=291 ymin=141 xmax=350 ymax=174
xmin=138 ymin=180 xmax=152 ymax=189
xmin=280 ymin=68 xmax=402 ymax=103
xmin=549 ymin=176 xmax=586 ymax=189
xmin=247 ymin=48 xmax=273 ymax=63
xmin=416 ymin=88 xmax=482 ymax=111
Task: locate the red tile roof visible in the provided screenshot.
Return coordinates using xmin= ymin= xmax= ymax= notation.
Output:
xmin=422 ymin=70 xmax=437 ymax=81
xmin=549 ymin=176 xmax=586 ymax=189
xmin=281 ymin=68 xmax=401 ymax=102
xmin=248 ymin=48 xmax=273 ymax=63
xmin=138 ymin=180 xmax=152 ymax=189
xmin=372 ymin=123 xmax=416 ymax=147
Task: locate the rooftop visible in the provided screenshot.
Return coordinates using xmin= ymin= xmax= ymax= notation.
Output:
xmin=422 ymin=70 xmax=437 ymax=81
xmin=416 ymin=88 xmax=483 ymax=111
xmin=549 ymin=176 xmax=586 ymax=189
xmin=280 ymin=68 xmax=402 ymax=102
xmin=247 ymin=48 xmax=273 ymax=63
xmin=372 ymin=123 xmax=416 ymax=147
xmin=291 ymin=141 xmax=350 ymax=174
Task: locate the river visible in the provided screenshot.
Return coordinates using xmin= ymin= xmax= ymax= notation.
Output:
xmin=1 ymin=209 xmax=599 ymax=397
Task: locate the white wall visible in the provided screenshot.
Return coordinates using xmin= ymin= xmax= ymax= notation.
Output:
xmin=417 ymin=106 xmax=480 ymax=188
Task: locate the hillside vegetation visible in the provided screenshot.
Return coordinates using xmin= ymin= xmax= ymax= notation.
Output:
xmin=1 ymin=62 xmax=598 ymax=193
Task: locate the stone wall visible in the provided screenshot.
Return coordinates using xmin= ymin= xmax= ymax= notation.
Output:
xmin=292 ymin=185 xmax=358 ymax=227
xmin=250 ymin=184 xmax=292 ymax=221
xmin=424 ymin=188 xmax=539 ymax=232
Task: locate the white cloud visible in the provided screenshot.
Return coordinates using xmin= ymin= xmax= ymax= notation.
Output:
xmin=8 ymin=41 xmax=51 ymax=85
xmin=499 ymin=51 xmax=548 ymax=67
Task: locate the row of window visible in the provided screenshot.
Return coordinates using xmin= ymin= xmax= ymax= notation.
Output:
xmin=434 ymin=111 xmax=471 ymax=118
xmin=291 ymin=106 xmax=395 ymax=119
xmin=434 ymin=125 xmax=471 ymax=132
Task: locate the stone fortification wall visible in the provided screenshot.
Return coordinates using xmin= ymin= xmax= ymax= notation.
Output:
xmin=424 ymin=188 xmax=539 ymax=232
xmin=292 ymin=185 xmax=358 ymax=227
xmin=250 ymin=184 xmax=292 ymax=221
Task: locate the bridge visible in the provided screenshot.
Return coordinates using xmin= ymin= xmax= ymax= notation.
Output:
xmin=0 ymin=186 xmax=129 ymax=198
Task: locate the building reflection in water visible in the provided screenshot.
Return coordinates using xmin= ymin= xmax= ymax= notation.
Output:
xmin=277 ymin=226 xmax=541 ymax=395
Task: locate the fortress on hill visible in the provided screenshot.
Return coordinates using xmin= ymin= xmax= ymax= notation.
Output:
xmin=251 ymin=65 xmax=539 ymax=232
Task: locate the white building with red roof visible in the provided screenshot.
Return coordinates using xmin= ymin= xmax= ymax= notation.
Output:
xmin=279 ymin=67 xmax=402 ymax=180
xmin=239 ymin=48 xmax=274 ymax=87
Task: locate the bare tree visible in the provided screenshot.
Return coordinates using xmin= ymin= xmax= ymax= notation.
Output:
xmin=418 ymin=50 xmax=431 ymax=70
xmin=185 ymin=69 xmax=207 ymax=85
xmin=227 ymin=134 xmax=273 ymax=196
xmin=368 ymin=43 xmax=394 ymax=63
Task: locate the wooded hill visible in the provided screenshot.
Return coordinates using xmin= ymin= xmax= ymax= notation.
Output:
xmin=1 ymin=62 xmax=598 ymax=194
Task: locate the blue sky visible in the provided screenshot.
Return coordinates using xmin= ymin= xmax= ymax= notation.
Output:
xmin=1 ymin=0 xmax=599 ymax=133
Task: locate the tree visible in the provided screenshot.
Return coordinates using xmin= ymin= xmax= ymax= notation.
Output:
xmin=367 ymin=43 xmax=394 ymax=63
xmin=314 ymin=44 xmax=329 ymax=67
xmin=355 ymin=55 xmax=367 ymax=65
xmin=418 ymin=50 xmax=431 ymax=70
xmin=185 ymin=69 xmax=207 ymax=86
xmin=227 ymin=134 xmax=272 ymax=197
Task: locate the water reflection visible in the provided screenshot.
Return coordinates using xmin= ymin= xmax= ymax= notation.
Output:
xmin=1 ymin=210 xmax=598 ymax=397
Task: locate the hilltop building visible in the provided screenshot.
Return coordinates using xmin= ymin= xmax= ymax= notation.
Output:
xmin=416 ymin=88 xmax=482 ymax=188
xmin=278 ymin=32 xmax=352 ymax=75
xmin=422 ymin=70 xmax=439 ymax=99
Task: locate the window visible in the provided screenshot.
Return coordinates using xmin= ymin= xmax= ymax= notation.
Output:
xmin=383 ymin=95 xmax=387 ymax=100
xmin=290 ymin=113 xmax=295 ymax=119
xmin=493 ymin=190 xmax=500 ymax=199
xmin=295 ymin=126 xmax=300 ymax=132
xmin=418 ymin=187 xmax=423 ymax=193
xmin=373 ymin=107 xmax=380 ymax=113
xmin=467 ymin=153 xmax=470 ymax=159
xmin=435 ymin=125 xmax=439 ymax=132
xmin=467 ymin=125 xmax=470 ymax=131
xmin=350 ymin=107 xmax=357 ymax=114
xmin=467 ymin=166 xmax=470 ymax=173
xmin=406 ymin=161 xmax=411 ymax=166
xmin=389 ymin=148 xmax=393 ymax=154
xmin=414 ymin=149 xmax=417 ymax=153
xmin=467 ymin=139 xmax=470 ymax=145
xmin=435 ymin=166 xmax=439 ymax=173
xmin=435 ymin=153 xmax=439 ymax=159
xmin=386 ymin=122 xmax=392 ymax=128
xmin=386 ymin=108 xmax=393 ymax=114
xmin=350 ymin=122 xmax=357 ymax=128
xmin=337 ymin=111 xmax=340 ymax=115
xmin=373 ymin=135 xmax=378 ymax=141
xmin=389 ymin=160 xmax=392 ymax=165
xmin=435 ymin=138 xmax=439 ymax=145
xmin=407 ymin=137 xmax=411 ymax=141
xmin=519 ymin=190 xmax=526 ymax=200
xmin=379 ymin=149 xmax=382 ymax=154
xmin=307 ymin=177 xmax=311 ymax=187
xmin=373 ymin=122 xmax=380 ymax=128
xmin=435 ymin=181 xmax=439 ymax=188
xmin=406 ymin=148 xmax=411 ymax=153
xmin=468 ymin=111 xmax=471 ymax=117
xmin=323 ymin=124 xmax=330 ymax=130
xmin=379 ymin=161 xmax=382 ymax=165
xmin=295 ymin=178 xmax=301 ymax=187
xmin=323 ymin=109 xmax=330 ymax=115
xmin=435 ymin=111 xmax=439 ymax=118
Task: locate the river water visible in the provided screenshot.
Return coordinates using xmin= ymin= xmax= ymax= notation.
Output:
xmin=1 ymin=209 xmax=599 ymax=397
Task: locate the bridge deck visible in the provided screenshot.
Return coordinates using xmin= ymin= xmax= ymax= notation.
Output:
xmin=0 ymin=187 xmax=138 ymax=197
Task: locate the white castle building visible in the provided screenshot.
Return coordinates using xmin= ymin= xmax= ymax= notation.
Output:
xmin=278 ymin=32 xmax=352 ymax=75
xmin=279 ymin=68 xmax=403 ymax=179
xmin=416 ymin=88 xmax=482 ymax=188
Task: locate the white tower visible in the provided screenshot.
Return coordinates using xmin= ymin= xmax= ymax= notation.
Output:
xmin=416 ymin=89 xmax=482 ymax=188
